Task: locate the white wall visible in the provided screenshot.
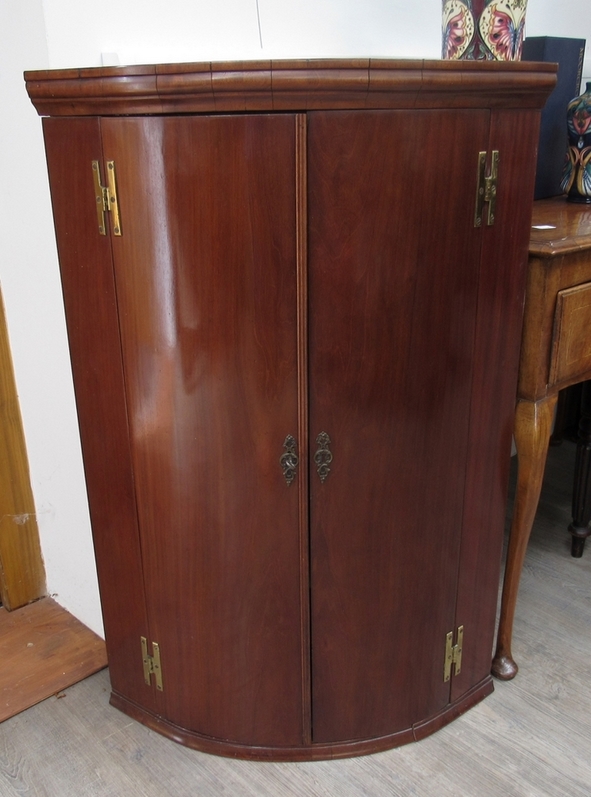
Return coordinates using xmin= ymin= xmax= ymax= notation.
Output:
xmin=0 ymin=1 xmax=104 ymax=634
xmin=1 ymin=0 xmax=590 ymax=637
xmin=41 ymin=0 xmax=443 ymax=67
xmin=527 ymin=0 xmax=591 ymax=81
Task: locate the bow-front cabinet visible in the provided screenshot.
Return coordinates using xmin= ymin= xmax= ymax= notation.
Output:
xmin=26 ymin=59 xmax=554 ymax=760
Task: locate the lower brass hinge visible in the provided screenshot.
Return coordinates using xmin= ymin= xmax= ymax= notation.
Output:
xmin=141 ymin=636 xmax=163 ymax=691
xmin=444 ymin=625 xmax=464 ymax=682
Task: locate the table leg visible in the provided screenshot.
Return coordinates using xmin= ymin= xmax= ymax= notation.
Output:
xmin=491 ymin=394 xmax=557 ymax=681
xmin=549 ymin=388 xmax=568 ymax=446
xmin=569 ymin=380 xmax=591 ymax=557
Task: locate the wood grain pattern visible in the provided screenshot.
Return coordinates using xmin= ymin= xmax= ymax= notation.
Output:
xmin=307 ymin=108 xmax=489 ymax=743
xmin=0 ymin=288 xmax=45 ymax=610
xmin=110 ymin=681 xmax=493 ymax=761
xmin=34 ymin=62 xmax=554 ymax=759
xmin=42 ymin=117 xmax=155 ymax=714
xmin=0 ymin=597 xmax=106 ymax=722
xmin=1 ymin=441 xmax=590 ymax=794
xmin=529 ymin=196 xmax=591 ymax=258
xmin=494 ymin=197 xmax=591 ymax=679
xmin=295 ymin=113 xmax=312 ymax=746
xmin=453 ymin=109 xmax=541 ymax=701
xmin=24 ymin=59 xmax=556 ymax=117
xmin=550 ymin=282 xmax=591 ymax=386
xmin=100 ymin=114 xmax=303 ymax=746
xmin=520 ymin=198 xmax=591 ymax=400
xmin=492 ymin=396 xmax=557 ymax=679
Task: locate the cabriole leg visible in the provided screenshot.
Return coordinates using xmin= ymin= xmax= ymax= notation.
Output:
xmin=492 ymin=395 xmax=557 ymax=680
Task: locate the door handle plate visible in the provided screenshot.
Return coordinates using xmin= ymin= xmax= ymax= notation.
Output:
xmin=314 ymin=432 xmax=333 ymax=483
xmin=280 ymin=435 xmax=299 ymax=486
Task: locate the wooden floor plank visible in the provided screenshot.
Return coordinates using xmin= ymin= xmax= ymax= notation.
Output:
xmin=0 ymin=596 xmax=107 ymax=722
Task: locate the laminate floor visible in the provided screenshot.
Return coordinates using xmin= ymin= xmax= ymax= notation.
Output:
xmin=1 ymin=441 xmax=590 ymax=797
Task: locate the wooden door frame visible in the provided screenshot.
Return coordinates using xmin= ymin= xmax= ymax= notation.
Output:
xmin=0 ymin=287 xmax=46 ymax=610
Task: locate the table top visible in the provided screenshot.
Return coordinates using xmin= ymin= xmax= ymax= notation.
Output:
xmin=530 ymin=197 xmax=591 ymax=258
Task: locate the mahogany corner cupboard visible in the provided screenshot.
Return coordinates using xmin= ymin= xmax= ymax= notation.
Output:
xmin=26 ymin=59 xmax=555 ymax=760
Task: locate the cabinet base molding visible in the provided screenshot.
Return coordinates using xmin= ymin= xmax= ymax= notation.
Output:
xmin=109 ymin=678 xmax=493 ymax=761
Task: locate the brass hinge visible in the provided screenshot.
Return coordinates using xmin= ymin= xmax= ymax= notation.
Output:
xmin=474 ymin=150 xmax=499 ymax=227
xmin=443 ymin=625 xmax=464 ymax=682
xmin=141 ymin=636 xmax=163 ymax=691
xmin=92 ymin=160 xmax=122 ymax=236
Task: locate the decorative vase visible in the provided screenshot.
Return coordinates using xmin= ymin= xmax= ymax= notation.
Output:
xmin=561 ymin=82 xmax=591 ymax=204
xmin=442 ymin=0 xmax=528 ymax=61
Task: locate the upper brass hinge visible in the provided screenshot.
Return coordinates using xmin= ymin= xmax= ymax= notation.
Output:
xmin=443 ymin=625 xmax=464 ymax=682
xmin=474 ymin=150 xmax=499 ymax=227
xmin=92 ymin=160 xmax=122 ymax=236
xmin=141 ymin=636 xmax=163 ymax=691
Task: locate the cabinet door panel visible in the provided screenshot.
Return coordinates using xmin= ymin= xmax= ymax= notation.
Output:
xmin=452 ymin=109 xmax=541 ymax=702
xmin=308 ymin=109 xmax=490 ymax=742
xmin=101 ymin=115 xmax=303 ymax=746
xmin=42 ymin=118 xmax=154 ymax=712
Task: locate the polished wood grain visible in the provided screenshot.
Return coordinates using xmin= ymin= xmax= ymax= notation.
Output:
xmin=493 ymin=396 xmax=557 ymax=680
xmin=454 ymin=109 xmax=541 ymax=697
xmin=493 ymin=197 xmax=591 ymax=680
xmin=109 ymin=678 xmax=491 ymax=760
xmin=519 ymin=199 xmax=591 ymax=400
xmin=528 ymin=198 xmax=591 ymax=257
xmin=42 ymin=118 xmax=155 ymax=713
xmin=3 ymin=441 xmax=590 ymax=795
xmin=0 ymin=290 xmax=46 ymax=610
xmin=0 ymin=597 xmax=106 ymax=722
xmin=24 ymin=59 xmax=556 ymax=117
xmin=307 ymin=108 xmax=489 ymax=743
xmin=295 ymin=114 xmax=312 ymax=745
xmin=100 ymin=115 xmax=303 ymax=746
xmin=550 ymin=282 xmax=591 ymax=385
xmin=34 ymin=62 xmax=553 ymax=759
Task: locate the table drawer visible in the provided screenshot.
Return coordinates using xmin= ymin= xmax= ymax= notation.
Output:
xmin=550 ymin=281 xmax=591 ymax=387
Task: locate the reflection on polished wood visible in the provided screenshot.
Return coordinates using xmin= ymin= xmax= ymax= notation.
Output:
xmin=493 ymin=197 xmax=591 ymax=681
xmin=24 ymin=58 xmax=556 ymax=117
xmin=28 ymin=60 xmax=553 ymax=760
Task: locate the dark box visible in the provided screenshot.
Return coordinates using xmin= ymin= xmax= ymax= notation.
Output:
xmin=522 ymin=36 xmax=586 ymax=199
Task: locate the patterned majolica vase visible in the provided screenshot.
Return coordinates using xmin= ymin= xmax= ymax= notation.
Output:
xmin=442 ymin=0 xmax=527 ymax=61
xmin=561 ymin=82 xmax=591 ymax=204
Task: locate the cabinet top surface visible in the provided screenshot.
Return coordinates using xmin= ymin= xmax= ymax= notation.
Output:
xmin=25 ymin=58 xmax=556 ymax=117
xmin=530 ymin=198 xmax=591 ymax=259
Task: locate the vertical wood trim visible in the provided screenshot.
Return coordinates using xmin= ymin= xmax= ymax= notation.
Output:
xmin=452 ymin=110 xmax=539 ymax=701
xmin=0 ymin=288 xmax=46 ymax=610
xmin=296 ymin=113 xmax=311 ymax=744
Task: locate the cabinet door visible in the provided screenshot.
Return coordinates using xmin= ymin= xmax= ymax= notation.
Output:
xmin=97 ymin=115 xmax=304 ymax=747
xmin=307 ymin=109 xmax=491 ymax=742
xmin=43 ymin=117 xmax=155 ymax=714
xmin=452 ymin=108 xmax=541 ymax=703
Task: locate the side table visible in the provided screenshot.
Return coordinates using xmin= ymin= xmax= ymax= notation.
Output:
xmin=492 ymin=196 xmax=591 ymax=681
